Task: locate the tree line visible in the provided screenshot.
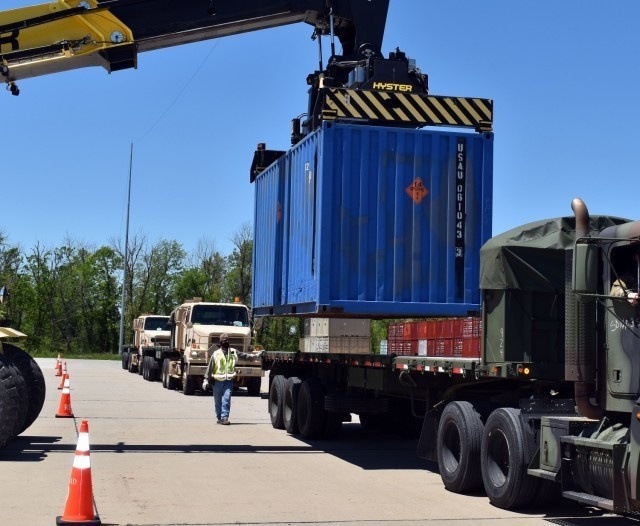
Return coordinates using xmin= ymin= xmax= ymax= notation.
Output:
xmin=0 ymin=223 xmax=389 ymax=356
xmin=0 ymin=223 xmax=269 ymax=354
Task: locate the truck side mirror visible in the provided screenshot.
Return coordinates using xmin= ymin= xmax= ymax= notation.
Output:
xmin=573 ymin=243 xmax=598 ymax=294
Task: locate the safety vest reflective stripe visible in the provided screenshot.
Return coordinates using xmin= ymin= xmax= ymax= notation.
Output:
xmin=213 ymin=350 xmax=236 ymax=379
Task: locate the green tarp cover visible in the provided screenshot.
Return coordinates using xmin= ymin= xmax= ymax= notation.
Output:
xmin=479 ymin=215 xmax=629 ymax=291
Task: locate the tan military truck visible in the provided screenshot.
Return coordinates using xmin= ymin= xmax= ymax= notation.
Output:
xmin=122 ymin=314 xmax=171 ymax=382
xmin=156 ymin=298 xmax=263 ymax=396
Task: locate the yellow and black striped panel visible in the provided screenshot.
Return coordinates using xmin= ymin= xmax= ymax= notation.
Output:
xmin=323 ymin=88 xmax=493 ymax=132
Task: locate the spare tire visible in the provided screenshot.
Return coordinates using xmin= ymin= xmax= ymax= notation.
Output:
xmin=2 ymin=343 xmax=45 ymax=434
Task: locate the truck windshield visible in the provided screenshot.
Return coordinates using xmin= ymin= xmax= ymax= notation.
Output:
xmin=191 ymin=305 xmax=249 ymax=327
xmin=144 ymin=317 xmax=170 ymax=330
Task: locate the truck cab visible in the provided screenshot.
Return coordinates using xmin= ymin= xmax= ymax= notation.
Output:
xmin=168 ymin=298 xmax=263 ymax=396
xmin=123 ymin=314 xmax=170 ymax=377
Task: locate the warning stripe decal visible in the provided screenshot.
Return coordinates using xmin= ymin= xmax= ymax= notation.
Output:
xmin=324 ymin=89 xmax=493 ymax=131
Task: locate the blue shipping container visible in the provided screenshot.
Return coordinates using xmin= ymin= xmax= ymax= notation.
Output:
xmin=252 ymin=122 xmax=493 ymax=317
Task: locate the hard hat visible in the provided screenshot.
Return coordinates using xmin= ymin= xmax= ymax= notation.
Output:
xmin=219 ymin=333 xmax=229 ymax=343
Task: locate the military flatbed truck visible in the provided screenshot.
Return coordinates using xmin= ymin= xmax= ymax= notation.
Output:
xmin=258 ymin=189 xmax=640 ymax=514
xmin=121 ymin=314 xmax=171 ymax=381
xmin=152 ymin=299 xmax=263 ymax=396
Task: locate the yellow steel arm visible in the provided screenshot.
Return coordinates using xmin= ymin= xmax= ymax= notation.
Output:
xmin=0 ymin=0 xmax=135 ymax=88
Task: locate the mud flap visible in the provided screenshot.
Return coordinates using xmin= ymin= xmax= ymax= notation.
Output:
xmin=417 ymin=411 xmax=439 ymax=462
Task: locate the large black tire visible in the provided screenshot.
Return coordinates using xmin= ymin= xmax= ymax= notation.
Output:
xmin=283 ymin=376 xmax=302 ymax=434
xmin=148 ymin=359 xmax=159 ymax=382
xmin=143 ymin=356 xmax=158 ymax=382
xmin=481 ymin=407 xmax=539 ymax=509
xmin=437 ymin=401 xmax=484 ymax=493
xmin=121 ymin=351 xmax=129 ymax=370
xmin=0 ymin=355 xmax=23 ymax=448
xmin=166 ymin=360 xmax=179 ymax=391
xmin=127 ymin=352 xmax=138 ymax=374
xmin=247 ymin=376 xmax=262 ymax=397
xmin=297 ymin=378 xmax=325 ymax=439
xmin=161 ymin=358 xmax=169 ymax=388
xmin=269 ymin=374 xmax=286 ymax=429
xmin=2 ymin=343 xmax=46 ymax=434
xmin=137 ymin=355 xmax=144 ymax=376
xmin=182 ymin=372 xmax=197 ymax=395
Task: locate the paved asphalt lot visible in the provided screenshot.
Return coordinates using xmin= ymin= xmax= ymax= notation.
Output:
xmin=1 ymin=358 xmax=639 ymax=526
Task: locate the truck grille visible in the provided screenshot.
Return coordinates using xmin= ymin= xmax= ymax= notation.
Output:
xmin=209 ymin=334 xmax=246 ymax=351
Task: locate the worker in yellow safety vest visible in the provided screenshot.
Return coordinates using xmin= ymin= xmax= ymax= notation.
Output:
xmin=204 ymin=333 xmax=260 ymax=425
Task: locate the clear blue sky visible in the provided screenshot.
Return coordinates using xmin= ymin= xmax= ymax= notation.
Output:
xmin=2 ymin=1 xmax=638 ymax=257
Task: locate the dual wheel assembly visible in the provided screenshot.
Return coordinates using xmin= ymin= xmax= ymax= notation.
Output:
xmin=436 ymin=401 xmax=560 ymax=509
xmin=269 ymin=374 xmax=344 ymax=439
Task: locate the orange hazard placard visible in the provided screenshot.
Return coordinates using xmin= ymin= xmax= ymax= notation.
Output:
xmin=406 ymin=177 xmax=429 ymax=204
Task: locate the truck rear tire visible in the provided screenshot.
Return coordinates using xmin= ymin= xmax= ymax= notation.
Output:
xmin=149 ymin=359 xmax=159 ymax=382
xmin=165 ymin=360 xmax=179 ymax=390
xmin=161 ymin=359 xmax=169 ymax=388
xmin=2 ymin=343 xmax=46 ymax=434
xmin=121 ymin=351 xmax=129 ymax=370
xmin=437 ymin=401 xmax=484 ymax=493
xmin=143 ymin=357 xmax=158 ymax=382
xmin=128 ymin=353 xmax=138 ymax=374
xmin=481 ymin=407 xmax=538 ymax=509
xmin=269 ymin=374 xmax=286 ymax=429
xmin=297 ymin=378 xmax=325 ymax=439
xmin=283 ymin=376 xmax=301 ymax=434
xmin=182 ymin=372 xmax=197 ymax=395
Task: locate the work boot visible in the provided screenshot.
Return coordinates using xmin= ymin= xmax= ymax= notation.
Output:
xmin=221 ymin=419 xmax=230 ymax=425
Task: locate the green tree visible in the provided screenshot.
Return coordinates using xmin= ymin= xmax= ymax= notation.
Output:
xmin=224 ymin=222 xmax=253 ymax=304
xmin=23 ymin=243 xmax=57 ymax=351
xmin=175 ymin=237 xmax=226 ymax=303
xmin=0 ymin=231 xmax=25 ymax=326
xmin=138 ymin=239 xmax=185 ymax=314
xmin=79 ymin=246 xmax=121 ymax=353
xmin=254 ymin=316 xmax=301 ymax=352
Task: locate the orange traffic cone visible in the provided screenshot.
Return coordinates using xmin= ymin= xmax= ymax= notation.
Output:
xmin=58 ymin=372 xmax=68 ymax=390
xmin=55 ymin=376 xmax=74 ymax=418
xmin=55 ymin=355 xmax=63 ymax=377
xmin=62 ymin=360 xmax=68 ymax=376
xmin=56 ymin=420 xmax=101 ymax=525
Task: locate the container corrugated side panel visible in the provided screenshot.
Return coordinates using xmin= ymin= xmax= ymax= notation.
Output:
xmin=252 ymin=122 xmax=493 ymax=317
xmin=252 ymin=155 xmax=287 ymax=312
xmin=284 ymin=134 xmax=318 ymax=311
